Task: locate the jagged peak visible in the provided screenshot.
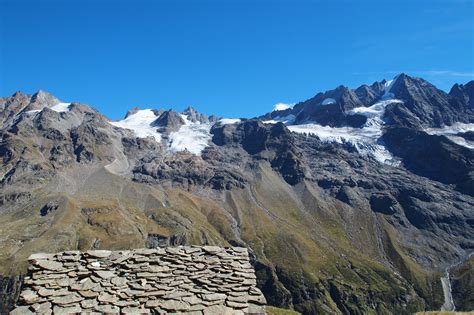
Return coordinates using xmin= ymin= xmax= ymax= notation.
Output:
xmin=182 ymin=106 xmax=209 ymax=123
xmin=151 ymin=109 xmax=185 ymax=129
xmin=12 ymin=91 xmax=27 ymax=98
xmin=30 ymin=90 xmax=60 ymax=107
xmin=183 ymin=106 xmax=197 ymax=113
xmin=124 ymin=107 xmax=141 ymax=119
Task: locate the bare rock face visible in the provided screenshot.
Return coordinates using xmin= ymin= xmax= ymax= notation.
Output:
xmin=450 ymin=81 xmax=474 ymax=109
xmin=152 ymin=110 xmax=185 ymax=131
xmin=382 ymin=126 xmax=474 ymax=196
xmin=24 ymin=90 xmax=60 ymax=112
xmin=12 ymin=247 xmax=266 ymax=314
xmin=384 ymin=74 xmax=474 ymax=128
xmin=211 ymin=120 xmax=306 ymax=185
xmin=183 ymin=106 xmax=210 ymax=124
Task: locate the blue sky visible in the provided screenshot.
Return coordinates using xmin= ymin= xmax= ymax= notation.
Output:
xmin=1 ymin=0 xmax=473 ymax=119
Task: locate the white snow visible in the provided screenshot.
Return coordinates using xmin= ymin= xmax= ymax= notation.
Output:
xmin=287 ymin=99 xmax=404 ymax=165
xmin=263 ymin=114 xmax=296 ymax=125
xmin=382 ymin=75 xmax=398 ymax=99
xmin=321 ymin=98 xmax=336 ymax=106
xmin=273 ymin=102 xmax=294 ymax=111
xmin=168 ymin=115 xmax=212 ymax=155
xmin=25 ymin=102 xmax=72 ymax=115
xmin=50 ymin=102 xmax=72 ymax=112
xmin=25 ymin=109 xmax=41 ymax=114
xmin=219 ymin=118 xmax=241 ymax=125
xmin=109 ymin=109 xmax=162 ymax=142
xmin=110 ymin=110 xmax=213 ymax=155
xmin=110 ymin=109 xmax=219 ymax=155
xmin=425 ymin=122 xmax=474 ymax=149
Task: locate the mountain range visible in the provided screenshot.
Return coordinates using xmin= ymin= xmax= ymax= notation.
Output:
xmin=0 ymin=74 xmax=473 ymax=314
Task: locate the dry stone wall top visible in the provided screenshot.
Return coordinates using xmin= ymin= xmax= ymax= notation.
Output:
xmin=11 ymin=246 xmax=266 ymax=314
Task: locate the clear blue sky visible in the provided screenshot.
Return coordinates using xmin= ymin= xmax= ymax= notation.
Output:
xmin=1 ymin=0 xmax=473 ymax=119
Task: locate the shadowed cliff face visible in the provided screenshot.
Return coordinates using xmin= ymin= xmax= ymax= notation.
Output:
xmin=0 ymin=77 xmax=473 ymax=314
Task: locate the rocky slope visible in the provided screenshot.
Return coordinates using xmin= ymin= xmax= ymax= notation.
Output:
xmin=0 ymin=74 xmax=473 ymax=314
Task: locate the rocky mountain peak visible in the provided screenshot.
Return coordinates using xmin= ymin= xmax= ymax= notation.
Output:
xmin=385 ymin=73 xmax=473 ymax=127
xmin=449 ymin=81 xmax=474 ymax=108
xmin=354 ymin=84 xmax=378 ymax=105
xmin=124 ymin=107 xmax=141 ymax=119
xmin=30 ymin=90 xmax=60 ymax=108
xmin=151 ymin=109 xmax=185 ymax=131
xmin=11 ymin=91 xmax=27 ymax=99
xmin=182 ymin=106 xmax=209 ymax=123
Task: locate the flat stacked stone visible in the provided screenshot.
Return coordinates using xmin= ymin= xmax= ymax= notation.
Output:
xmin=11 ymin=246 xmax=266 ymax=314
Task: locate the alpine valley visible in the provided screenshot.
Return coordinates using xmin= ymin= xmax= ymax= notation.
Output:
xmin=1 ymin=74 xmax=473 ymax=314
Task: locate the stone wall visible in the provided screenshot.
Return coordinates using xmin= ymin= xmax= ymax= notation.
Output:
xmin=11 ymin=246 xmax=266 ymax=314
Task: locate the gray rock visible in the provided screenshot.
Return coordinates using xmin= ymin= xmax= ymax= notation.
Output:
xmin=94 ymin=270 xmax=116 ymax=279
xmin=78 ymin=290 xmax=100 ymax=298
xmin=94 ymin=304 xmax=120 ymax=313
xmin=37 ymin=287 xmax=69 ymax=297
xmin=31 ymin=301 xmax=52 ymax=314
xmin=70 ymin=278 xmax=97 ymax=291
xmin=86 ymin=250 xmax=112 ymax=258
xmin=97 ymin=292 xmax=119 ymax=303
xmin=203 ymin=304 xmax=236 ymax=315
xmin=201 ymin=293 xmax=227 ymax=301
xmin=81 ymin=298 xmax=98 ymax=309
xmin=110 ymin=276 xmax=128 ymax=286
xmin=52 ymin=305 xmax=82 ymax=315
xmin=51 ymin=292 xmax=83 ymax=305
xmin=10 ymin=306 xmax=34 ymax=315
xmin=33 ymin=260 xmax=63 ymax=271
xmin=20 ymin=290 xmax=39 ymax=303
xmin=28 ymin=253 xmax=55 ymax=261
xmin=160 ymin=300 xmax=190 ymax=311
xmin=122 ymin=306 xmax=151 ymax=314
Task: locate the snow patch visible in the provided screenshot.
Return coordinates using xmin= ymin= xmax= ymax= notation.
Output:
xmin=219 ymin=118 xmax=241 ymax=125
xmin=168 ymin=116 xmax=212 ymax=155
xmin=25 ymin=102 xmax=72 ymax=115
xmin=321 ymin=98 xmax=336 ymax=106
xmin=263 ymin=114 xmax=296 ymax=125
xmin=25 ymin=109 xmax=41 ymax=114
xmin=109 ymin=109 xmax=162 ymax=142
xmin=425 ymin=122 xmax=474 ymax=149
xmin=382 ymin=75 xmax=398 ymax=99
xmin=273 ymin=102 xmax=294 ymax=111
xmin=50 ymin=102 xmax=72 ymax=112
xmin=288 ymin=99 xmax=404 ymax=165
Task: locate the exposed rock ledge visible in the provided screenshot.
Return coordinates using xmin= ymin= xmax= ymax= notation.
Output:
xmin=11 ymin=246 xmax=266 ymax=314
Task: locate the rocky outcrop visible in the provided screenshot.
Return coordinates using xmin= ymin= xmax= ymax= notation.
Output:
xmin=450 ymin=256 xmax=474 ymax=311
xmin=152 ymin=110 xmax=186 ymax=131
xmin=183 ymin=107 xmax=215 ymax=124
xmin=382 ymin=126 xmax=474 ymax=196
xmin=211 ymin=120 xmax=306 ymax=185
xmin=12 ymin=247 xmax=266 ymax=315
xmin=0 ymin=275 xmax=23 ymax=315
xmin=449 ymin=81 xmax=474 ymax=109
xmin=290 ymin=86 xmax=367 ymax=127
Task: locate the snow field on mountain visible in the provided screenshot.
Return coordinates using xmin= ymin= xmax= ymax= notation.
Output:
xmin=266 ymin=99 xmax=403 ymax=164
xmin=425 ymin=122 xmax=474 ymax=149
xmin=50 ymin=102 xmax=72 ymax=112
xmin=219 ymin=118 xmax=241 ymax=125
xmin=109 ymin=109 xmax=162 ymax=142
xmin=167 ymin=115 xmax=212 ymax=155
xmin=321 ymin=98 xmax=336 ymax=105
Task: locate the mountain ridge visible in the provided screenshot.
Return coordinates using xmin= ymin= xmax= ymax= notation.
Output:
xmin=0 ymin=74 xmax=473 ymax=314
